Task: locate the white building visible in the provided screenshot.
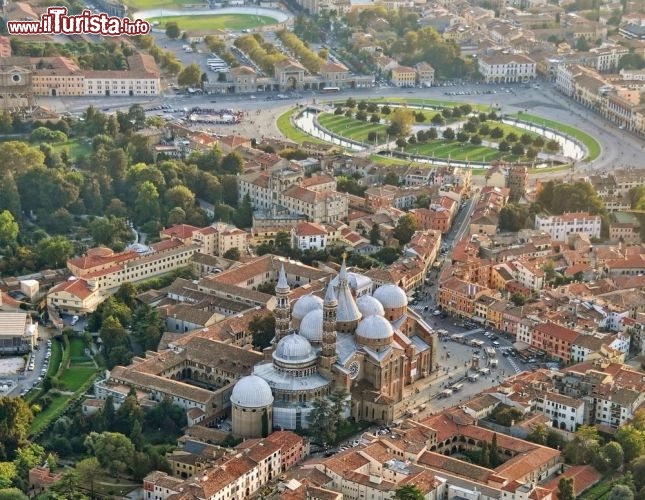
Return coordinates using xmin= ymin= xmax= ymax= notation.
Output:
xmin=291 ymin=221 xmax=328 ymax=250
xmin=478 ymin=53 xmax=536 ymax=83
xmin=534 ymin=392 xmax=585 ymax=432
xmin=84 ymin=71 xmax=160 ymax=96
xmin=512 ymin=260 xmax=545 ymax=291
xmin=534 ymin=212 xmax=601 ymax=241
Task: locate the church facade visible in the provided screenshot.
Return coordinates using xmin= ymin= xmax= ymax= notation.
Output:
xmin=232 ymin=261 xmax=437 ymax=432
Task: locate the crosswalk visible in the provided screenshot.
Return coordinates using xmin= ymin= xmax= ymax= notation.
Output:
xmin=493 ymin=346 xmax=522 ymax=374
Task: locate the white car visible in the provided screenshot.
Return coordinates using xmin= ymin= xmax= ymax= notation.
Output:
xmin=70 ymin=315 xmax=79 ymax=326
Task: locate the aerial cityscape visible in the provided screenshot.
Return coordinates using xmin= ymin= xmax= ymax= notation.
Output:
xmin=0 ymin=0 xmax=644 ymax=498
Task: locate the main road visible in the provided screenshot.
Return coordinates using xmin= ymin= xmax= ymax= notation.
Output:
xmin=38 ymin=80 xmax=643 ymax=177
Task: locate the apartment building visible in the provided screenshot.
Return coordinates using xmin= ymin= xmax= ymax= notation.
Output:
xmin=533 ymin=392 xmax=585 ymax=432
xmin=160 ymin=223 xmax=247 ymax=257
xmin=47 ymin=278 xmax=103 ymax=315
xmin=438 ymin=277 xmax=490 ymax=318
xmin=534 ymin=212 xmax=601 ymax=241
xmin=31 ymin=53 xmax=160 ymax=97
xmin=390 ymin=66 xmax=417 ymax=87
xmin=531 ymin=322 xmax=580 ymax=362
xmin=143 ymin=438 xmax=282 ymax=500
xmin=66 ymin=239 xmax=198 ymax=291
xmin=477 ymin=53 xmax=536 ymax=83
xmin=291 ymin=221 xmax=328 ymax=250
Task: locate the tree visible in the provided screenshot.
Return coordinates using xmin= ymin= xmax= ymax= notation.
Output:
xmin=223 ymin=247 xmax=241 ymax=260
xmin=307 ymin=397 xmax=335 ymax=445
xmin=221 ymin=152 xmax=245 ymax=174
xmin=498 ymin=141 xmax=510 ymax=152
xmin=564 ymin=425 xmax=600 ymax=465
xmin=431 ymin=113 xmax=444 ymax=125
xmin=133 ymin=181 xmax=160 ymax=226
xmin=608 ymin=484 xmax=634 ymax=500
xmin=0 ymin=463 xmax=16 ymax=489
xmin=49 ymin=469 xmax=85 ymax=500
xmin=615 ymin=425 xmax=645 ymax=462
xmin=0 ymin=488 xmax=28 ymax=500
xmin=130 ymin=305 xmax=162 ymax=352
xmin=249 ymin=313 xmax=276 ymax=350
xmin=394 ymin=484 xmax=425 ymax=500
xmin=0 ymin=211 xmax=18 ymax=247
xmin=510 ymin=292 xmax=526 ymax=306
xmin=369 ymin=223 xmax=381 ymax=245
xmin=546 ymin=140 xmax=560 ymax=153
xmin=75 ymin=457 xmax=101 ymax=499
xmin=261 ymin=408 xmax=269 ymax=438
xmin=232 ymin=193 xmax=253 ymax=229
xmin=370 ymin=113 xmax=380 ymax=124
xmin=0 ymin=141 xmax=44 ymax=176
xmin=479 ymin=442 xmax=490 ymax=467
xmin=490 ymin=127 xmax=504 ymax=139
xmin=393 ymin=214 xmax=416 ymax=245
xmin=164 ymin=185 xmax=195 ymax=212
xmin=558 ymin=477 xmax=575 ymax=500
xmin=456 ymin=131 xmax=469 ymax=143
xmin=470 ymin=134 xmax=482 ymax=145
xmin=84 ymin=432 xmax=135 ymax=478
xmin=600 ymin=441 xmax=624 ymax=473
xmin=387 ymin=108 xmax=414 ymax=137
xmin=442 ymin=127 xmax=455 ymax=140
xmin=165 ymin=22 xmax=180 ymax=39
xmin=374 ymin=246 xmax=401 ymax=265
xmin=0 ymin=173 xmax=21 ymax=220
xmin=526 ymin=424 xmax=548 ymax=445
xmin=520 ymin=133 xmax=533 ymax=145
xmin=490 ymin=433 xmax=500 ymax=467
xmin=511 ymin=143 xmax=525 ymax=156
xmin=178 ymin=63 xmax=202 ymax=88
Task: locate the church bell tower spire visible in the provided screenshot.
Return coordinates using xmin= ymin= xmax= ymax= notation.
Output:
xmin=322 ymin=278 xmax=338 ymax=361
xmin=274 ymin=264 xmax=290 ymax=342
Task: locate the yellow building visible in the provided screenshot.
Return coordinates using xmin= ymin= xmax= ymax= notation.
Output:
xmin=391 ymin=66 xmax=417 ymax=87
xmin=47 ymin=278 xmax=103 ymax=315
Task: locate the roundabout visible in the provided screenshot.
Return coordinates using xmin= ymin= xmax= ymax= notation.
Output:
xmin=282 ymin=98 xmax=598 ymax=171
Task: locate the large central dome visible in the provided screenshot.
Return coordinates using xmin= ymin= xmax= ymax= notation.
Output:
xmin=230 ymin=375 xmax=274 ymax=408
xmin=273 ymin=333 xmax=316 ymax=363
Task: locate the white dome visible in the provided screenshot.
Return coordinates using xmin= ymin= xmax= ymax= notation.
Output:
xmin=373 ymin=284 xmax=408 ymax=309
xmin=230 ymin=375 xmax=274 ymax=408
xmin=292 ymin=294 xmax=323 ymax=320
xmin=299 ymin=309 xmax=323 ymax=342
xmin=331 ymin=272 xmax=372 ymax=292
xmin=356 ymin=295 xmax=385 ymax=318
xmin=356 ymin=315 xmax=394 ymax=340
xmin=274 ymin=333 xmax=316 ymax=363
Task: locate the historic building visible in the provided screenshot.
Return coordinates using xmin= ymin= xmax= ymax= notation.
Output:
xmin=230 ymin=261 xmax=437 ymax=431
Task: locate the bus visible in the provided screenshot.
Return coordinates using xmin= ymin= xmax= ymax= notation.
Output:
xmin=322 ymin=86 xmax=340 ymax=93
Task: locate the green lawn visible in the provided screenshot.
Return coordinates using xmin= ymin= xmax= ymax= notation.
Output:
xmin=276 ymin=108 xmax=327 ymax=144
xmin=328 ymin=97 xmax=489 ymax=112
xmin=318 ymin=113 xmax=388 ymax=143
xmin=30 ymin=394 xmax=70 ymax=436
xmin=403 ymin=139 xmax=503 ymax=162
xmin=60 ymin=366 xmax=98 ymax=392
xmin=124 ymin=0 xmax=206 ymax=10
xmin=148 ymin=14 xmax=277 ymax=31
xmin=51 ymin=138 xmax=92 ymax=161
xmin=514 ymin=112 xmax=601 ymax=160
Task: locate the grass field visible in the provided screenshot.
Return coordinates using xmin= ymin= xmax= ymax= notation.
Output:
xmin=60 ymin=366 xmax=98 ymax=392
xmin=403 ymin=140 xmax=503 ymax=162
xmin=148 ymin=14 xmax=277 ymax=31
xmin=124 ymin=0 xmax=206 ymax=10
xmin=30 ymin=394 xmax=70 ymax=435
xmin=318 ymin=113 xmax=388 ymax=143
xmin=514 ymin=112 xmax=601 ymax=160
xmin=328 ymin=97 xmax=490 ymax=112
xmin=51 ymin=138 xmax=92 ymax=161
xmin=276 ymin=108 xmax=328 ymax=144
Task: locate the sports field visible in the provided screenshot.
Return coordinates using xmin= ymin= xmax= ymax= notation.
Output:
xmin=148 ymin=13 xmax=278 ymax=31
xmin=125 ymin=0 xmax=197 ymax=10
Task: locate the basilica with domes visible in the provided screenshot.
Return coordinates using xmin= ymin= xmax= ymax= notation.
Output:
xmin=231 ymin=260 xmax=437 ymax=435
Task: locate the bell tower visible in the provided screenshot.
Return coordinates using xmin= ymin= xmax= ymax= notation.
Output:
xmin=321 ymin=279 xmax=338 ymax=366
xmin=274 ymin=264 xmax=290 ymax=342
